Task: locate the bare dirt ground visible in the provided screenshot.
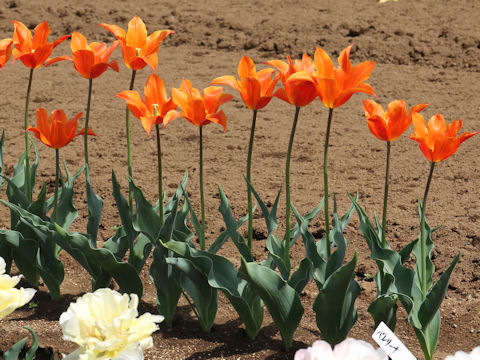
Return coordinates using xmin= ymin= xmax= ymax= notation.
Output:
xmin=0 ymin=0 xmax=479 ymax=358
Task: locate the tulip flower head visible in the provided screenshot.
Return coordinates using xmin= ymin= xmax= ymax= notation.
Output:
xmin=117 ymin=73 xmax=177 ymax=136
xmin=46 ymin=32 xmax=119 ymax=79
xmin=363 ymin=100 xmax=429 ymax=142
xmin=266 ymin=53 xmax=318 ymax=107
xmin=11 ymin=21 xmax=69 ymax=69
xmin=165 ymin=78 xmax=233 ymax=131
xmin=314 ymin=45 xmax=375 ymax=108
xmin=211 ymin=55 xmax=279 ymax=110
xmin=410 ymin=113 xmax=477 ymax=162
xmin=60 ymin=288 xmax=164 ymax=360
xmin=0 ymin=38 xmax=13 ymax=68
xmin=100 ymin=16 xmax=174 ymax=71
xmin=0 ymin=256 xmax=36 ymax=320
xmin=294 ymin=338 xmax=387 ymax=360
xmin=27 ymin=108 xmax=94 ymax=149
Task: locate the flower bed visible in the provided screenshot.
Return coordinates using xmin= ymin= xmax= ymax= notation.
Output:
xmin=0 ymin=0 xmax=479 ymax=359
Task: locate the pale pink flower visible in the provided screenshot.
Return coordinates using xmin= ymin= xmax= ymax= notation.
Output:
xmin=445 ymin=347 xmax=480 ymax=360
xmin=295 ymin=338 xmax=387 ymax=360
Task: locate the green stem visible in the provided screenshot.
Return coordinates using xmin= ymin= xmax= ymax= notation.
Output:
xmin=284 ymin=106 xmax=300 ymax=266
xmin=381 ymin=141 xmax=391 ymax=248
xmin=84 ymin=78 xmax=93 ymax=169
xmin=420 ymin=161 xmax=436 ymax=299
xmin=324 ymin=108 xmax=334 ymax=258
xmin=53 ymin=148 xmax=60 ymax=224
xmin=24 ymin=68 xmax=34 ymax=202
xmin=126 ymin=70 xmax=137 ymax=209
xmin=155 ymin=123 xmax=164 ymax=227
xmin=199 ymin=126 xmax=205 ymax=249
xmin=246 ymin=109 xmax=258 ymax=250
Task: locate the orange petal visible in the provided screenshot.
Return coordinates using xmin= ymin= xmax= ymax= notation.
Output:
xmin=314 ymin=47 xmax=334 ymax=78
xmin=338 ymin=44 xmax=353 ymax=73
xmin=71 ymin=32 xmax=88 ymax=52
xmin=145 ymin=74 xmax=168 ymax=109
xmin=72 ymin=50 xmax=94 ymax=78
xmin=211 ymin=75 xmax=241 ymax=93
xmin=126 ymin=16 xmax=147 ymax=49
xmin=238 ymin=55 xmax=256 ymax=79
xmin=143 ymin=29 xmax=174 ymax=55
xmin=98 ymin=23 xmax=126 ymax=41
xmin=32 ymin=22 xmax=50 ymax=49
xmin=45 ymin=55 xmax=73 ymax=67
xmin=117 ymin=90 xmax=148 ymax=119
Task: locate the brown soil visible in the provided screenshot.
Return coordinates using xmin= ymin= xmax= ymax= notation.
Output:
xmin=0 ymin=0 xmax=479 ymax=359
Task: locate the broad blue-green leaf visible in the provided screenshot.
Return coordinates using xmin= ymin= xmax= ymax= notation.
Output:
xmin=246 ymin=179 xmax=281 ymax=236
xmin=289 ymin=257 xmax=312 ymax=294
xmin=411 ymin=310 xmax=440 ymax=360
xmin=367 ymin=294 xmax=398 ymax=330
xmin=266 ymin=234 xmax=289 ymax=279
xmin=313 ymin=253 xmax=360 ymax=347
xmin=24 ymin=326 xmax=38 ymax=360
xmin=166 ymin=256 xmax=218 ymax=332
xmin=54 ymin=226 xmax=143 ymax=297
xmin=418 ymin=253 xmax=460 ymax=328
xmin=131 ymin=179 xmax=161 ymax=243
xmin=164 ymin=240 xmax=264 ymax=339
xmin=238 ymin=258 xmax=303 ymax=350
xmin=55 ymin=163 xmax=84 ymax=231
xmin=86 ymin=176 xmax=103 ymax=247
xmin=0 ymin=230 xmax=39 ymax=286
xmin=208 ymin=210 xmax=249 ymax=254
xmin=111 ymin=170 xmax=136 ymax=243
xmin=130 ymin=233 xmax=152 ymax=273
xmin=3 ymin=326 xmax=36 ymax=360
xmin=150 ymin=245 xmax=182 ymax=327
xmin=0 ymin=129 xmax=5 ymax=189
xmin=181 ymin=184 xmax=204 ymax=250
xmin=217 ymin=185 xmax=253 ymax=262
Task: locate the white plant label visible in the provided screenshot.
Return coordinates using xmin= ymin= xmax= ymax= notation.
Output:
xmin=372 ymin=321 xmax=416 ymax=360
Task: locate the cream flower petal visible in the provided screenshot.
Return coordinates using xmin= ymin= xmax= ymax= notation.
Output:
xmin=61 ymin=288 xmax=163 ymax=360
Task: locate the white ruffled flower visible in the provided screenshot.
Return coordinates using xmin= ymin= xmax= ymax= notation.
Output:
xmin=294 ymin=338 xmax=387 ymax=360
xmin=0 ymin=256 xmax=36 ymax=319
xmin=60 ymin=288 xmax=164 ymax=360
xmin=446 ymin=347 xmax=480 ymax=360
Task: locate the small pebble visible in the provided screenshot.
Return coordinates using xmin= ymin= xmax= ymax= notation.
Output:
xmin=453 ymin=324 xmax=457 ymax=328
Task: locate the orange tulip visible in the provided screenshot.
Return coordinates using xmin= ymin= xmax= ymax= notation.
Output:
xmin=117 ymin=74 xmax=177 ymax=136
xmin=164 ymin=79 xmax=233 ymax=131
xmin=315 ymin=45 xmax=375 ymax=108
xmin=410 ymin=113 xmax=477 ymax=162
xmin=46 ymin=32 xmax=119 ymax=79
xmin=266 ymin=54 xmax=318 ymax=107
xmin=286 ymin=45 xmax=375 ymax=108
xmin=363 ymin=100 xmax=429 ymax=141
xmin=99 ymin=16 xmax=174 ymax=71
xmin=0 ymin=38 xmax=12 ymax=68
xmin=27 ymin=108 xmax=95 ymax=149
xmin=11 ymin=21 xmax=69 ymax=69
xmin=211 ymin=55 xmax=279 ymax=110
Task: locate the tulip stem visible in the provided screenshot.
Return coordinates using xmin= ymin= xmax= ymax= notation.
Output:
xmin=381 ymin=141 xmax=391 ymax=248
xmin=246 ymin=109 xmax=258 ymax=250
xmin=284 ymin=106 xmax=300 ymax=267
xmin=324 ymin=108 xmax=334 ymax=258
xmin=155 ymin=124 xmax=164 ymax=227
xmin=24 ymin=68 xmax=34 ymax=203
xmin=126 ymin=70 xmax=137 ymax=210
xmin=53 ymin=148 xmax=60 ymax=224
xmin=199 ymin=126 xmax=205 ymax=250
xmin=420 ymin=161 xmax=435 ymax=299
xmin=84 ymin=78 xmax=93 ymax=169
